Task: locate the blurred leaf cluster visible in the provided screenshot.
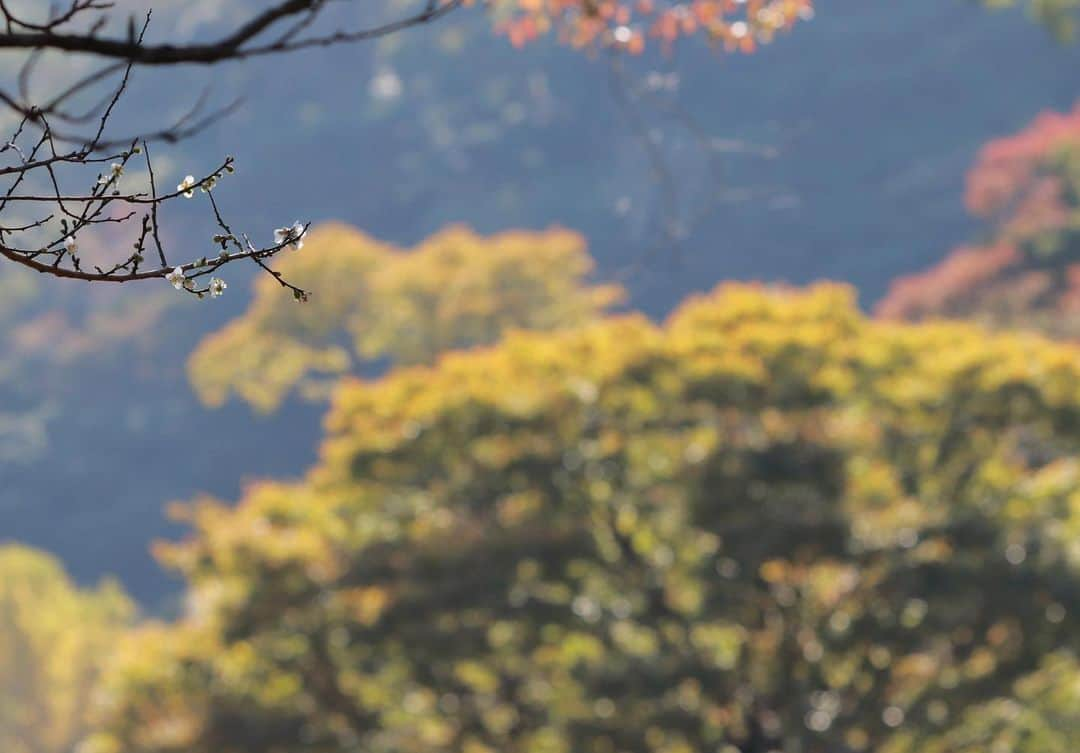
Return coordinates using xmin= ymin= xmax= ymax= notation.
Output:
xmin=188 ymin=223 xmax=623 ymax=413
xmin=492 ymin=0 xmax=812 ymax=54
xmin=0 ymin=545 xmax=133 ymax=753
xmin=86 ymin=284 xmax=1080 ymax=753
xmin=879 ymin=99 xmax=1080 ymax=337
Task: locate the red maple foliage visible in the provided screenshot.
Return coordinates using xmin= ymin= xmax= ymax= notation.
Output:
xmin=877 ymin=99 xmax=1080 ymax=338
xmin=876 ymin=244 xmax=1020 ymax=322
xmin=493 ymin=0 xmax=813 ymax=54
xmin=965 ymin=101 xmax=1080 ymax=230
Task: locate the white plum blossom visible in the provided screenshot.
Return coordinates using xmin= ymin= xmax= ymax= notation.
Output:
xmin=165 ymin=266 xmax=187 ymax=290
xmin=208 ymin=277 xmax=227 ymax=298
xmin=98 ymin=162 xmax=124 ymax=185
xmin=177 ymin=175 xmax=197 ymax=198
xmin=274 ymin=221 xmax=306 ymax=250
xmin=201 ymin=175 xmax=217 ymax=193
xmin=64 ymin=236 xmax=78 ymax=258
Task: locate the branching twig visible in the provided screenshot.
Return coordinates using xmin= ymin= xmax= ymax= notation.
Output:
xmin=0 ymin=2 xmax=455 ymax=293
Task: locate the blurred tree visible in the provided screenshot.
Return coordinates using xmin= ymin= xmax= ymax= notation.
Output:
xmin=89 ymin=284 xmax=1080 ymax=753
xmin=0 ymin=545 xmax=133 ymax=753
xmin=187 ymin=223 xmax=624 ymax=413
xmin=935 ymin=652 xmax=1080 ymax=752
xmin=878 ymin=100 xmax=1080 ymax=337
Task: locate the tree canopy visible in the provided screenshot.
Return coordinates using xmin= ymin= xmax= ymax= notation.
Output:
xmin=87 ymin=284 xmax=1080 ymax=753
xmin=187 ymin=223 xmax=624 ymax=413
xmin=0 ymin=545 xmax=133 ymax=753
xmin=878 ymin=99 xmax=1080 ymax=337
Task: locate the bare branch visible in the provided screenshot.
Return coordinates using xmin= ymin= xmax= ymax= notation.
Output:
xmin=0 ymin=1 xmax=447 ymax=292
xmin=0 ymin=1 xmax=467 ymax=65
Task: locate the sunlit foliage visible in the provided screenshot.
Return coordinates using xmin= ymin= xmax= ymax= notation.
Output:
xmin=188 ymin=223 xmax=624 ymax=413
xmin=933 ymin=652 xmax=1080 ymax=753
xmin=878 ymin=100 xmax=1080 ymax=337
xmin=492 ymin=0 xmax=813 ymax=53
xmin=90 ymin=284 xmax=1080 ymax=753
xmin=0 ymin=545 xmax=133 ymax=753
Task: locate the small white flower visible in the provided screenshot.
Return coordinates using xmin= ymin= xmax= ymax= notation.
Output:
xmin=98 ymin=162 xmax=124 ymax=185
xmin=200 ymin=175 xmax=217 ymax=193
xmin=64 ymin=236 xmax=78 ymax=257
xmin=165 ymin=266 xmax=186 ymax=290
xmin=208 ymin=277 xmax=227 ymax=298
xmin=274 ymin=221 xmax=306 ymax=250
xmin=177 ymin=175 xmax=197 ymax=198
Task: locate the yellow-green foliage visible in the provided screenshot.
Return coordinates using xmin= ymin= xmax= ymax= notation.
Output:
xmin=0 ymin=545 xmax=133 ymax=753
xmin=187 ymin=223 xmax=623 ymax=413
xmin=93 ymin=284 xmax=1080 ymax=753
